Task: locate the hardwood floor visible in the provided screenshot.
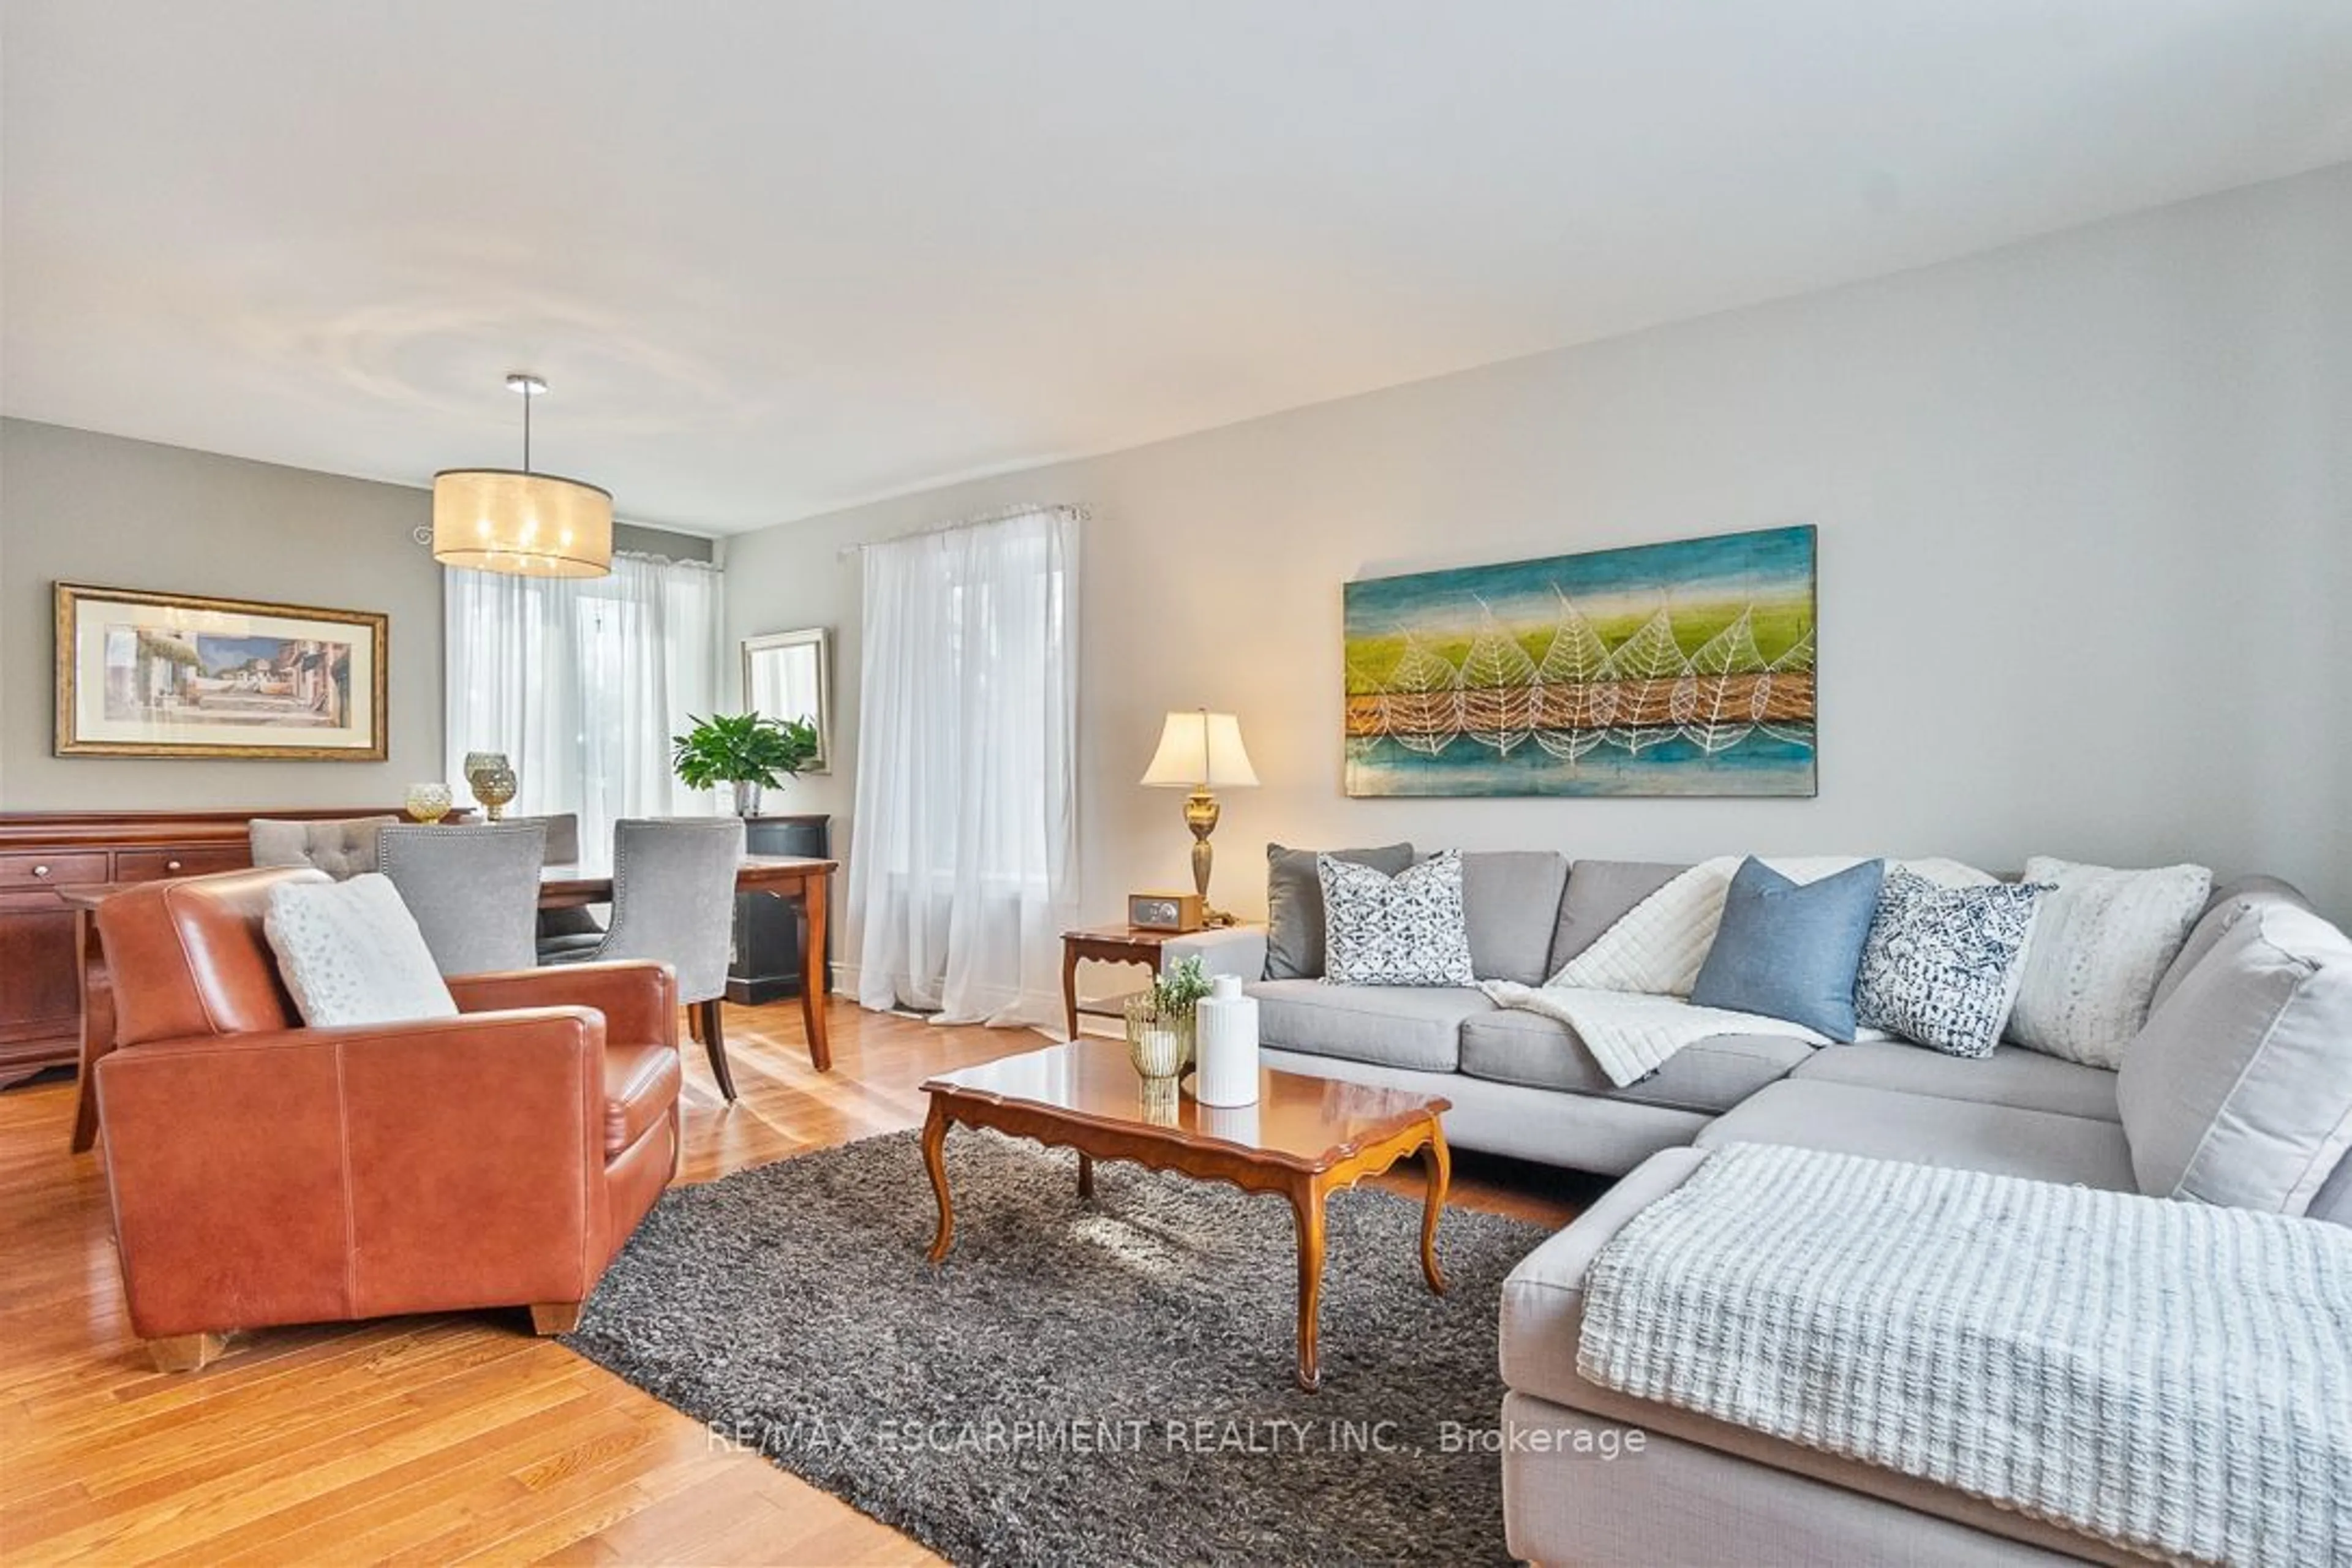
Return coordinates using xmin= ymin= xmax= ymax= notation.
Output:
xmin=0 ymin=1000 xmax=1601 ymax=1566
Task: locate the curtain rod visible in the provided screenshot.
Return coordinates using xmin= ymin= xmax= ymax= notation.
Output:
xmin=614 ymin=546 xmax=723 ymax=572
xmin=835 ymin=501 xmax=1088 ymax=560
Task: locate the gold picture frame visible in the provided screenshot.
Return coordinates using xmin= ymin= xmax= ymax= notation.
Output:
xmin=55 ymin=582 xmax=390 ymax=761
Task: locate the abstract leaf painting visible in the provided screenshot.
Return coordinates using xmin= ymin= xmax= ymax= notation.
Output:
xmin=1343 ymin=526 xmax=1817 ymax=797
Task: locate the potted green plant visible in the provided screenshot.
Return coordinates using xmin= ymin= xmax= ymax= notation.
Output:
xmin=1125 ymin=955 xmax=1215 ymax=1084
xmin=670 ymin=712 xmax=820 ymax=817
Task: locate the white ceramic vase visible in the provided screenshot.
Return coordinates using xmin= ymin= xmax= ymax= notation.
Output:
xmin=1193 ymin=973 xmax=1261 ymax=1107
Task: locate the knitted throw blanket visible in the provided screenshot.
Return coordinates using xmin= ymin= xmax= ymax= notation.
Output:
xmin=1578 ymin=1144 xmax=2352 ymax=1567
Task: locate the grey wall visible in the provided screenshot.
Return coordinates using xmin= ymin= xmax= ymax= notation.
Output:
xmin=0 ymin=418 xmax=711 ymax=810
xmin=723 ymin=164 xmax=2352 ymax=927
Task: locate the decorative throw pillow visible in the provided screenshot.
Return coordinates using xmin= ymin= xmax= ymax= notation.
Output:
xmin=2116 ymin=902 xmax=2352 ymax=1215
xmin=2003 ymin=857 xmax=2212 ymax=1068
xmin=1853 ymin=870 xmax=2048 ymax=1057
xmin=1264 ymin=842 xmax=1415 ymax=979
xmin=265 ymin=873 xmax=459 ymax=1027
xmin=1690 ymin=857 xmax=1885 ymax=1040
xmin=1318 ymin=850 xmax=1476 ymax=987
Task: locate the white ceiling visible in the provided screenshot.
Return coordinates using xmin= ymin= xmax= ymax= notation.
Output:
xmin=5 ymin=2 xmax=2350 ymax=535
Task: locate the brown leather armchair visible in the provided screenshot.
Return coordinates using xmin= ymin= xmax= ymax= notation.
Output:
xmin=93 ymin=867 xmax=683 ymax=1371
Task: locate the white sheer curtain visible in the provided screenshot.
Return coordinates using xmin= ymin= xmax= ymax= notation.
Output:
xmin=848 ymin=507 xmax=1079 ymax=1027
xmin=445 ymin=552 xmax=724 ymax=856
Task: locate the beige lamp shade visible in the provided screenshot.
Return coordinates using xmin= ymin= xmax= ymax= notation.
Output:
xmin=1141 ymin=710 xmax=1259 ymax=788
xmin=432 ymin=469 xmax=614 ymax=578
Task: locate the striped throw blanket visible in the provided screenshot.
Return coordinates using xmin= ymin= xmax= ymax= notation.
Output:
xmin=1578 ymin=1144 xmax=2352 ymax=1567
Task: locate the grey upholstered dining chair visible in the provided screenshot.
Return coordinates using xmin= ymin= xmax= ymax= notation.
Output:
xmin=376 ymin=821 xmax=549 ymax=976
xmin=248 ymin=816 xmax=401 ymax=880
xmin=545 ymin=816 xmax=747 ymax=1099
xmin=510 ymin=813 xmax=608 ymax=960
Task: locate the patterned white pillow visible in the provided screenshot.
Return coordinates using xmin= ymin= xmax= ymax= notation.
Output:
xmin=2005 ymin=857 xmax=2212 ymax=1068
xmin=1318 ymin=850 xmax=1476 ymax=987
xmin=265 ymin=873 xmax=459 ymax=1027
xmin=1854 ymin=870 xmax=2049 ymax=1058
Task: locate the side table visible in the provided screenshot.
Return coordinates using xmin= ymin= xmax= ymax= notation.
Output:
xmin=1060 ymin=925 xmax=1180 ymax=1040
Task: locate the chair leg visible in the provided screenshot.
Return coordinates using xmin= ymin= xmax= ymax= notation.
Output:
xmin=697 ymin=998 xmax=739 ymax=1102
xmin=147 ymin=1332 xmax=228 ymax=1373
xmin=529 ymin=1302 xmax=584 ymax=1335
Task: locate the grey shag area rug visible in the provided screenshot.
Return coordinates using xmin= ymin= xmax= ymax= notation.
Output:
xmin=564 ymin=1128 xmax=1554 ymax=1566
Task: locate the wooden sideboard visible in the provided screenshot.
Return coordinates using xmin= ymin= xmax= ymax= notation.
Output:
xmin=0 ymin=808 xmax=426 ymax=1087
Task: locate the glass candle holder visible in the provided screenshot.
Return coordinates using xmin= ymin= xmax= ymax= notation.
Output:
xmin=1123 ymin=995 xmax=1194 ymax=1083
xmin=463 ymin=752 xmax=518 ymax=821
xmin=404 ymin=782 xmax=454 ymax=824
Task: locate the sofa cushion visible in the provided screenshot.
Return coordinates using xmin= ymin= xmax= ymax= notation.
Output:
xmin=1689 ymin=858 xmax=1884 ymax=1040
xmin=263 ymin=873 xmax=458 ymax=1028
xmin=1853 ymin=872 xmax=2048 ymax=1058
xmin=1319 ymin=850 xmax=1476 ymax=987
xmin=2115 ymin=901 xmax=2352 ymax=1215
xmin=2150 ymin=875 xmax=2313 ymax=1012
xmin=1545 ymin=860 xmax=1687 ymax=979
xmin=1696 ymin=1079 xmax=2137 ymax=1191
xmin=1246 ymin=979 xmax=1489 ymax=1072
xmin=1263 ymin=842 xmax=1414 ymax=979
xmin=603 ymin=1041 xmax=681 ymax=1156
xmin=2005 ymin=857 xmax=2210 ymax=1069
xmin=1461 ymin=850 xmax=1570 ymax=986
xmin=1792 ymin=1041 xmax=2120 ymax=1123
xmin=1460 ymin=1008 xmax=1812 ymax=1114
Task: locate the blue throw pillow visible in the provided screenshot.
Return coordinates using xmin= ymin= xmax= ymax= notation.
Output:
xmin=1690 ymin=858 xmax=1887 ymax=1039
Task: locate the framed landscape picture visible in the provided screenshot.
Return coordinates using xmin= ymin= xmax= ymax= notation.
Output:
xmin=1343 ymin=525 xmax=1817 ymax=797
xmin=54 ymin=582 xmax=388 ymax=761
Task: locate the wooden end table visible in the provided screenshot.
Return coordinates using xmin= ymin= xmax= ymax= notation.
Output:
xmin=919 ymin=1039 xmax=1452 ymax=1392
xmin=1060 ymin=925 xmax=1179 ymax=1041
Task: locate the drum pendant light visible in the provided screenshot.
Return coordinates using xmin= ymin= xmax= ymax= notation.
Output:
xmin=432 ymin=373 xmax=613 ymax=578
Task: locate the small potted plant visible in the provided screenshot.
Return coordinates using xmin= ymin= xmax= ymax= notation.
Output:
xmin=671 ymin=712 xmax=820 ymax=817
xmin=1125 ymin=955 xmax=1215 ymax=1084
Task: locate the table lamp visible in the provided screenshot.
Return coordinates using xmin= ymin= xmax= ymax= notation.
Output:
xmin=1140 ymin=709 xmax=1259 ymax=925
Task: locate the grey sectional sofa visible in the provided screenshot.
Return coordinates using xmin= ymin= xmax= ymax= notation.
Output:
xmin=1169 ymin=856 xmax=2351 ymax=1566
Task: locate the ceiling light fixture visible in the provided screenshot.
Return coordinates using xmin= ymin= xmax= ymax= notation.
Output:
xmin=432 ymin=372 xmax=613 ymax=578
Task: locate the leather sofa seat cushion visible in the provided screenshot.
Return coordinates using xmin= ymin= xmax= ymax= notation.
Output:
xmin=1792 ymin=1041 xmax=2121 ymax=1123
xmin=605 ymin=1042 xmax=682 ymax=1156
xmin=1245 ymin=981 xmax=1491 ymax=1072
xmin=1697 ymin=1080 xmax=2137 ymax=1191
xmin=1460 ymin=1009 xmax=1811 ymax=1114
xmin=1461 ymin=851 xmax=1571 ymax=986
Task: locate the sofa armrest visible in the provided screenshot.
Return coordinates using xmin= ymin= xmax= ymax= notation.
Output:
xmin=447 ymin=960 xmax=679 ymax=1047
xmin=1163 ymin=925 xmax=1267 ymax=982
xmin=96 ymin=1008 xmax=611 ymax=1338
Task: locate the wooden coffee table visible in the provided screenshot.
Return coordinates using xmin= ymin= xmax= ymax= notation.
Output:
xmin=919 ymin=1039 xmax=1452 ymax=1392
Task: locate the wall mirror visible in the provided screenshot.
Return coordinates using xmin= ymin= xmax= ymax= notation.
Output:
xmin=742 ymin=627 xmax=832 ymax=774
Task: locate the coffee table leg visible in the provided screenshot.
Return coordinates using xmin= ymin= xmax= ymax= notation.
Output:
xmin=921 ymin=1098 xmax=956 ymax=1264
xmin=1420 ymin=1121 xmax=1451 ymax=1296
xmin=1077 ymin=1152 xmax=1095 ymax=1199
xmin=1289 ymin=1178 xmax=1327 ymax=1393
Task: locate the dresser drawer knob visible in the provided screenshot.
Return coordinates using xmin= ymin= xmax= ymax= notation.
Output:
xmin=32 ymin=864 xmax=50 ymax=878
xmin=166 ymin=860 xmax=183 ymax=872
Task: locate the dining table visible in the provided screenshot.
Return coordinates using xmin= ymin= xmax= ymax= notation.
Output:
xmin=61 ymin=853 xmax=837 ymax=1153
